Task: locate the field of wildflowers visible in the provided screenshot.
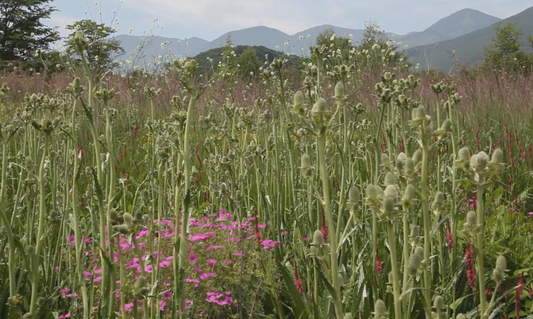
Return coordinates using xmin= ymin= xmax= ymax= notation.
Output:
xmin=1 ymin=32 xmax=533 ymax=319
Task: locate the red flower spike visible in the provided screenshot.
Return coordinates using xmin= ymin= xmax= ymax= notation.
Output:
xmin=465 ymin=243 xmax=476 ymax=290
xmin=375 ymin=250 xmax=383 ymax=277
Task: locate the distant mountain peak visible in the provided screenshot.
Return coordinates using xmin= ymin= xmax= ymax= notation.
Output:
xmin=424 ymin=8 xmax=501 ymax=38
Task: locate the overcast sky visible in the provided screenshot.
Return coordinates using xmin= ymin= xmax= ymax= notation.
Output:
xmin=46 ymin=0 xmax=532 ymax=41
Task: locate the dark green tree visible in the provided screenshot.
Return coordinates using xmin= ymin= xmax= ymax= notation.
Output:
xmin=0 ymin=0 xmax=60 ymax=69
xmin=65 ymin=19 xmax=124 ymax=72
xmin=237 ymin=47 xmax=262 ymax=80
xmin=482 ymin=22 xmax=531 ymax=73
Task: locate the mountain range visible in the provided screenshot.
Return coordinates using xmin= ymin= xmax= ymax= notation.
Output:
xmin=113 ymin=6 xmax=533 ymax=71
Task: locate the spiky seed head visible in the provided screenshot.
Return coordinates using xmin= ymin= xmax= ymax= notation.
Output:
xmin=466 ymin=211 xmax=477 ymax=226
xmin=123 ymin=212 xmax=133 ymax=227
xmin=495 ymin=255 xmax=507 ymax=272
xmin=335 ymin=82 xmax=345 ymax=100
xmin=312 ymin=229 xmax=324 ymax=246
xmin=349 ymin=186 xmax=359 ymax=205
xmin=374 ymin=299 xmax=387 ymax=316
xmin=491 ymin=148 xmax=503 ymax=164
xmin=384 ymin=172 xmax=395 ymax=186
xmin=404 ymin=184 xmax=416 ymax=201
xmin=434 ymin=295 xmax=445 ymax=309
xmin=311 ymin=97 xmax=327 ymax=115
xmin=412 ymin=149 xmax=423 ymax=163
xmin=415 ymin=106 xmax=426 ymax=120
xmin=383 ymin=196 xmax=395 ymax=213
xmin=474 ymin=151 xmax=489 ymax=172
xmin=384 ymin=185 xmax=398 ymax=201
xmin=458 ymin=147 xmax=470 ymax=162
xmin=409 ymin=252 xmax=422 ymax=269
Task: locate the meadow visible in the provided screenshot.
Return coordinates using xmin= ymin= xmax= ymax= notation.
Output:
xmin=1 ymin=37 xmax=533 ymax=319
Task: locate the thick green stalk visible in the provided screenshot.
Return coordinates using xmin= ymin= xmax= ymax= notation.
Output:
xmin=104 ymin=101 xmax=116 ymax=318
xmin=476 ymin=183 xmax=487 ymax=318
xmin=0 ymin=141 xmax=16 ymax=298
xmin=317 ymin=134 xmax=344 ymax=319
xmin=71 ymin=100 xmax=89 ymax=319
xmin=29 ymin=134 xmax=50 ymax=316
xmin=177 ymin=93 xmax=198 ymax=317
xmin=387 ymin=222 xmax=402 ymax=319
xmin=421 ymin=142 xmax=432 ymax=318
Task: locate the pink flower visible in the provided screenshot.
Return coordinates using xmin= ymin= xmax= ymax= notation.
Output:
xmin=189 ymin=254 xmax=197 ymax=263
xmin=205 ymin=245 xmax=224 ymax=251
xmin=206 ymin=259 xmax=216 ymax=265
xmin=159 ymin=261 xmax=170 ymax=268
xmin=58 ymin=313 xmax=71 ymax=318
xmin=124 ymin=303 xmax=134 ymax=311
xmin=199 ymin=272 xmax=216 ymax=280
xmin=60 ymin=288 xmax=70 ymax=294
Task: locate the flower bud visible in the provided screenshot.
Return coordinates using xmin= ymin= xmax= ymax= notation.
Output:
xmin=335 ymin=82 xmax=345 ymax=100
xmin=431 ymin=191 xmax=445 ymax=213
xmin=384 ymin=185 xmax=398 ymax=202
xmin=374 ymin=299 xmax=387 ymax=317
xmin=383 ymin=197 xmax=395 ymax=213
xmin=348 ymin=186 xmax=359 ymax=207
xmin=466 ymin=211 xmax=476 ymax=226
xmin=434 ymin=295 xmax=444 ymax=309
xmin=311 ymin=97 xmax=326 ymax=116
xmin=458 ymin=146 xmax=470 ymax=162
xmin=343 ymin=313 xmax=353 ymax=319
xmin=491 ymin=148 xmax=503 ymax=164
xmin=312 ymin=229 xmax=324 ymax=246
xmin=473 ymin=151 xmax=489 ymax=172
xmin=495 ymin=255 xmax=507 ymax=272
xmin=403 ymin=184 xmax=416 ymax=201
xmin=412 ymin=149 xmax=423 ymax=163
xmin=123 ymin=212 xmax=133 ymax=227
xmin=457 ymin=314 xmax=466 ymax=319
xmin=410 ymin=225 xmax=420 ymax=237
xmin=409 ymin=252 xmax=422 ymax=269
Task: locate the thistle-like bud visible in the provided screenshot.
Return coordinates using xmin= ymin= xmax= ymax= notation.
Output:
xmin=312 ymin=229 xmax=324 ymax=246
xmin=383 ymin=196 xmax=395 ymax=214
xmin=384 ymin=185 xmax=398 ymax=201
xmin=434 ymin=295 xmax=445 ymax=309
xmin=466 ymin=211 xmax=477 ymax=226
xmin=495 ymin=255 xmax=507 ymax=272
xmin=343 ymin=313 xmax=353 ymax=319
xmin=410 ymin=225 xmax=420 ymax=238
xmin=335 ymin=82 xmax=345 ymax=100
xmin=384 ymin=172 xmax=395 ymax=186
xmin=409 ymin=252 xmax=422 ymax=269
xmin=457 ymin=314 xmax=466 ymax=319
xmin=431 ymin=191 xmax=445 ymax=214
xmin=473 ymin=151 xmax=489 ymax=173
xmin=374 ymin=299 xmax=387 ymax=318
xmin=458 ymin=147 xmax=470 ymax=162
xmin=492 ymin=268 xmax=504 ymax=283
xmin=311 ymin=97 xmax=327 ymax=125
xmin=491 ymin=148 xmax=503 ymax=164
xmin=348 ymin=186 xmax=359 ymax=210
xmin=123 ymin=212 xmax=134 ymax=227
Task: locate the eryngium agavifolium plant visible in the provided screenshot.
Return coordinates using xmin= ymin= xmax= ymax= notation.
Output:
xmin=1 ymin=29 xmax=532 ymax=319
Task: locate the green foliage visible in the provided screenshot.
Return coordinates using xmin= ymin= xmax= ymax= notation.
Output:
xmin=65 ymin=19 xmax=124 ymax=72
xmin=237 ymin=47 xmax=262 ymax=80
xmin=482 ymin=22 xmax=532 ymax=73
xmin=0 ymin=0 xmax=60 ymax=70
xmin=192 ymin=38 xmax=301 ymax=79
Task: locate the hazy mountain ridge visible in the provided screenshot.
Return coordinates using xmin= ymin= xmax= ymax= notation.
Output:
xmin=111 ymin=7 xmax=528 ymax=71
xmin=406 ymin=6 xmax=533 ymax=71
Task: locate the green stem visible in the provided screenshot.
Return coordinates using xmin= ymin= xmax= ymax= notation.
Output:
xmin=29 ymin=134 xmax=50 ymax=316
xmin=476 ymin=183 xmax=487 ymax=318
xmin=387 ymin=222 xmax=402 ymax=319
xmin=421 ymin=141 xmax=432 ymax=318
xmin=317 ymin=134 xmax=344 ymax=319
